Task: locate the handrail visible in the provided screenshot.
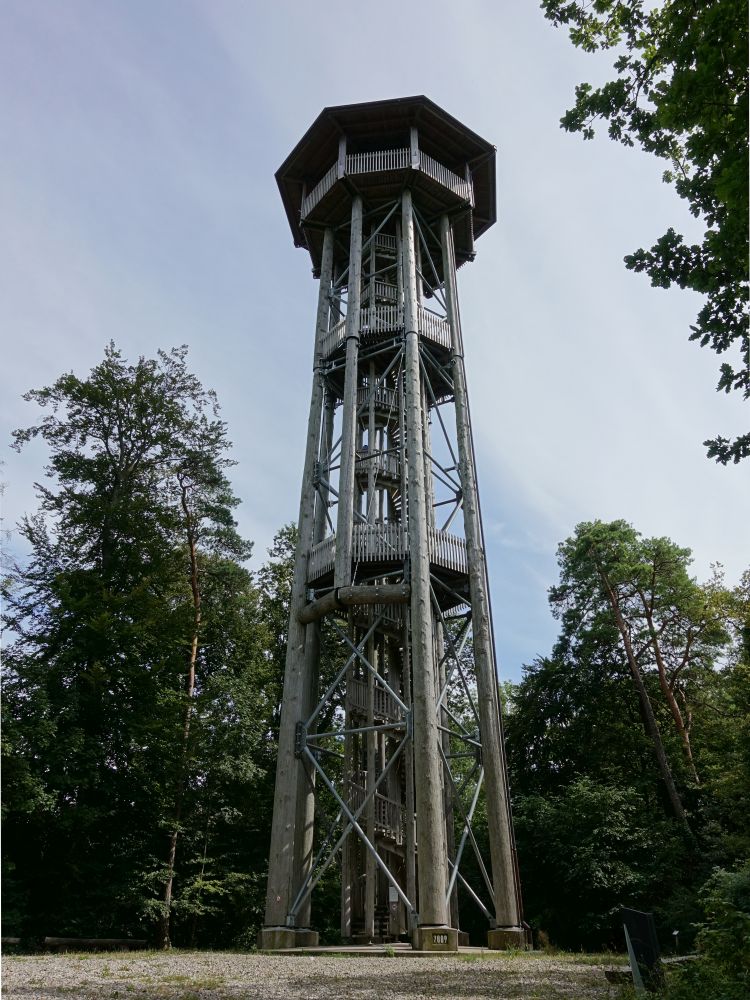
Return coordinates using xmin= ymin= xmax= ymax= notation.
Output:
xmin=307 ymin=524 xmax=468 ymax=580
xmin=348 ymin=776 xmax=404 ymax=842
xmin=319 ymin=305 xmax=451 ymax=359
xmin=346 ymin=148 xmax=410 ymax=175
xmin=356 ymin=385 xmax=398 ymax=410
xmin=419 ymin=150 xmax=473 ymax=204
xmin=362 ymin=281 xmax=398 ymax=305
xmin=301 ymin=162 xmax=338 ymax=218
xmin=347 ymin=676 xmax=402 ymax=721
xmin=355 ymin=451 xmax=401 ymax=480
xmin=300 ymin=148 xmax=474 ymax=219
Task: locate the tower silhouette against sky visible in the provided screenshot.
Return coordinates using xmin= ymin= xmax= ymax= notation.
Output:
xmin=260 ymin=96 xmax=525 ymax=952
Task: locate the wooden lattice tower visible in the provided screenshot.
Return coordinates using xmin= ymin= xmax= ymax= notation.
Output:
xmin=260 ymin=96 xmax=526 ymax=952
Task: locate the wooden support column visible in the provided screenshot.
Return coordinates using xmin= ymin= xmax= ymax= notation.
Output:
xmin=436 ymin=627 xmax=459 ymax=929
xmin=364 ymin=628 xmax=377 ymax=940
xmin=313 ymin=390 xmax=335 ymax=545
xmin=402 ymin=189 xmax=450 ymax=933
xmin=367 ymin=362 xmax=377 ymax=524
xmin=334 ymin=195 xmax=364 ymax=587
xmin=262 ymin=226 xmax=335 ymax=937
xmin=422 ymin=382 xmax=435 ymax=529
xmin=440 ymin=215 xmax=522 ymax=935
xmin=401 ymin=617 xmax=417 ymax=926
xmin=341 ymin=617 xmax=356 ymax=939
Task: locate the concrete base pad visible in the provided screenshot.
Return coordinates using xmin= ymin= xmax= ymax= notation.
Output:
xmin=412 ymin=926 xmax=459 ymax=952
xmin=487 ymin=927 xmax=529 ymax=950
xmin=258 ymin=927 xmax=319 ymax=950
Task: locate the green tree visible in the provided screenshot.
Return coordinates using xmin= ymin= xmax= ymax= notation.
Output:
xmin=550 ymin=520 xmax=729 ymax=830
xmin=542 ymin=0 xmax=749 ymax=463
xmin=506 ymin=520 xmax=748 ymax=950
xmin=2 ymin=344 xmax=268 ymax=946
xmin=514 ymin=777 xmax=682 ymax=949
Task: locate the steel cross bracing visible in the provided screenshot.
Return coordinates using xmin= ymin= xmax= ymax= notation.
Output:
xmin=282 ymin=598 xmax=501 ymax=930
xmin=263 ymin=101 xmax=525 ymax=952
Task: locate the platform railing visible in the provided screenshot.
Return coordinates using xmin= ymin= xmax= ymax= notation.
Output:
xmin=355 ymin=450 xmax=401 ymax=481
xmin=301 ymin=147 xmax=474 ymax=218
xmin=307 ymin=524 xmax=468 ymax=580
xmin=319 ymin=305 xmax=451 ymax=359
xmin=346 ymin=148 xmax=410 ymax=175
xmin=348 ymin=776 xmax=404 ymax=844
xmin=347 ymin=676 xmax=402 ymax=722
xmin=419 ymin=150 xmax=473 ymax=204
xmin=301 ymin=162 xmax=339 ymax=218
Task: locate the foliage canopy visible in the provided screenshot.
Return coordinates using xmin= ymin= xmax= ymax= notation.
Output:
xmin=542 ymin=0 xmax=749 ymax=462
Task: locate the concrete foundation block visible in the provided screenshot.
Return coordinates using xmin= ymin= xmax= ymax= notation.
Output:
xmin=257 ymin=927 xmax=319 ymax=950
xmin=487 ymin=927 xmax=529 ymax=950
xmin=412 ymin=926 xmax=459 ymax=952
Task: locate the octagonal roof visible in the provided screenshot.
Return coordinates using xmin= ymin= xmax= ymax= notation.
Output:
xmin=276 ymin=95 xmax=496 ymax=254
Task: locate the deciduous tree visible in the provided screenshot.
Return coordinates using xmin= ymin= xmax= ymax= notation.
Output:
xmin=542 ymin=0 xmax=749 ymax=462
xmin=2 ymin=345 xmax=263 ymax=946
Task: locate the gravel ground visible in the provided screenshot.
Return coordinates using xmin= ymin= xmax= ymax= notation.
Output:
xmin=1 ymin=950 xmax=622 ymax=1000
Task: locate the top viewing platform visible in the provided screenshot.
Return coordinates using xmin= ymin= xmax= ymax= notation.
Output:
xmin=275 ymin=95 xmax=496 ymax=277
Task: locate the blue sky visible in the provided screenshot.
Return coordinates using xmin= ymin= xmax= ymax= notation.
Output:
xmin=2 ymin=1 xmax=747 ymax=683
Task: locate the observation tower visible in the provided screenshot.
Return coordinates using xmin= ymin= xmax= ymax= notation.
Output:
xmin=260 ymin=96 xmax=526 ymax=952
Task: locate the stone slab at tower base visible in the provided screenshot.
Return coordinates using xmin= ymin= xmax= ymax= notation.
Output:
xmin=412 ymin=926 xmax=459 ymax=952
xmin=487 ymin=927 xmax=529 ymax=950
xmin=257 ymin=927 xmax=319 ymax=950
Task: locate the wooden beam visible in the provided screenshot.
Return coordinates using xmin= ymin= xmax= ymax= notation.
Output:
xmin=298 ymin=584 xmax=410 ymax=625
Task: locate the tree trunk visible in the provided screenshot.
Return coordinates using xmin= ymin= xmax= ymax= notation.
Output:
xmin=638 ymin=594 xmax=700 ymax=785
xmin=158 ymin=483 xmax=201 ymax=949
xmin=597 ymin=569 xmax=692 ymax=836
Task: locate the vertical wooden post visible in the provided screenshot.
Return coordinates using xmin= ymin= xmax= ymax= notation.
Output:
xmin=410 ymin=126 xmax=419 ymax=169
xmin=367 ymin=362 xmax=377 ymax=524
xmin=261 ymin=226 xmax=335 ymax=943
xmin=313 ymin=391 xmax=335 ymax=545
xmin=364 ymin=628 xmax=377 ymax=939
xmin=436 ymin=627 xmax=459 ymax=929
xmin=334 ymin=195 xmax=364 ymax=588
xmin=440 ymin=214 xmax=523 ymax=940
xmin=402 ymin=189 xmax=450 ymax=936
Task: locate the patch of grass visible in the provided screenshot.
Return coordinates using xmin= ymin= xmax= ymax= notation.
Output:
xmin=191 ymin=977 xmax=225 ymax=989
xmin=157 ymin=974 xmax=225 ymax=990
xmin=566 ymin=951 xmax=628 ymax=966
